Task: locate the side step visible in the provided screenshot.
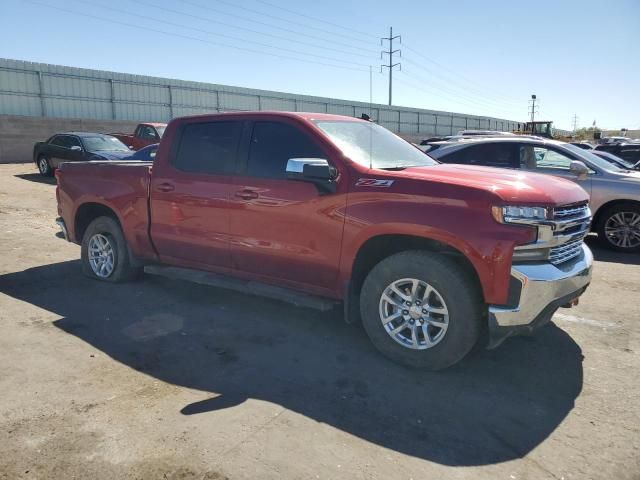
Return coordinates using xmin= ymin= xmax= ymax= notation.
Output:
xmin=144 ymin=265 xmax=339 ymax=312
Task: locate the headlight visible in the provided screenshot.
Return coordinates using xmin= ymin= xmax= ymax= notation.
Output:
xmin=491 ymin=205 xmax=548 ymax=224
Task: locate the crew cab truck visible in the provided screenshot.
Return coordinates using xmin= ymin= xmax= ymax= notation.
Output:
xmin=55 ymin=112 xmax=593 ymax=369
xmin=110 ymin=122 xmax=167 ymax=151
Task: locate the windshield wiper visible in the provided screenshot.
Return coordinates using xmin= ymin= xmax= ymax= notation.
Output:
xmin=379 ymin=166 xmax=409 ymax=171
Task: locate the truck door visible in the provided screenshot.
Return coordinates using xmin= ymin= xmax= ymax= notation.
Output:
xmin=228 ymin=120 xmax=346 ymax=293
xmin=149 ymin=120 xmax=242 ymax=271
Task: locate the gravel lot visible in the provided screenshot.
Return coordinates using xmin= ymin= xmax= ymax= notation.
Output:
xmin=0 ymin=163 xmax=638 ymax=480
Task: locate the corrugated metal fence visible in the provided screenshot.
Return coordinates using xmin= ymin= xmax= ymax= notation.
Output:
xmin=0 ymin=58 xmax=521 ymax=137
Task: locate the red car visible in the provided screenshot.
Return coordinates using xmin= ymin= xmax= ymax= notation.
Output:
xmin=110 ymin=122 xmax=166 ymax=151
xmin=55 ymin=112 xmax=593 ymax=369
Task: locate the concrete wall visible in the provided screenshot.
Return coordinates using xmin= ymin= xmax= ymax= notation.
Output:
xmin=0 ymin=115 xmax=139 ymax=163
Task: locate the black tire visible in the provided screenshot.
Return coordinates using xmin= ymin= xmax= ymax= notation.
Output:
xmin=360 ymin=251 xmax=483 ymax=370
xmin=80 ymin=216 xmax=140 ymax=282
xmin=37 ymin=155 xmax=53 ymax=177
xmin=596 ymin=202 xmax=640 ymax=253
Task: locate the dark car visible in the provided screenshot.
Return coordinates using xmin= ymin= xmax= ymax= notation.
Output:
xmin=593 ymin=142 xmax=640 ymax=165
xmin=125 ymin=143 xmax=158 ymax=161
xmin=34 ymin=132 xmax=133 ymax=176
xmin=570 ymin=142 xmax=594 ymax=150
xmin=591 ymin=149 xmax=640 ymax=170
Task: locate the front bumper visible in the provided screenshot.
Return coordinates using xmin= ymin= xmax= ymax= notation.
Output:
xmin=487 ymin=243 xmax=593 ymax=348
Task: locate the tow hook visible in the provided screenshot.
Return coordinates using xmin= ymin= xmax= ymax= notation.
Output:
xmin=561 ymin=297 xmax=580 ymax=308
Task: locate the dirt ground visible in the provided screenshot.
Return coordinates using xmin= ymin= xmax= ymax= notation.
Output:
xmin=0 ymin=163 xmax=638 ymax=480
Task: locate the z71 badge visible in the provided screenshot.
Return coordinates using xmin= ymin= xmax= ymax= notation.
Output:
xmin=355 ymin=178 xmax=395 ymax=188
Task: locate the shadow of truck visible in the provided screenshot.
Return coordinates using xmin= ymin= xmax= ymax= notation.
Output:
xmin=0 ymin=260 xmax=583 ymax=466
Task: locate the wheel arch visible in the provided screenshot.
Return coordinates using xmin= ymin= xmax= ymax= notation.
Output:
xmin=592 ymin=199 xmax=640 ymax=229
xmin=73 ymin=202 xmax=122 ymax=244
xmin=343 ymin=233 xmax=485 ymax=324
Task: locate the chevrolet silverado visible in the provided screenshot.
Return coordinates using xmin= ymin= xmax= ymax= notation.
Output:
xmin=55 ymin=112 xmax=593 ymax=369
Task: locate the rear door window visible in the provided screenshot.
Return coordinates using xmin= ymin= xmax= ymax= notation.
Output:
xmin=172 ymin=121 xmax=242 ymax=174
xmin=247 ymin=121 xmax=323 ymax=179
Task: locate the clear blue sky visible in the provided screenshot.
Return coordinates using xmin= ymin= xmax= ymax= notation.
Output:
xmin=1 ymin=0 xmax=639 ymax=130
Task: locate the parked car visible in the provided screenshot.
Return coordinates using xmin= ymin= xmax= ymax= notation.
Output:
xmin=34 ymin=132 xmax=133 ymax=176
xmin=125 ymin=143 xmax=159 ymax=161
xmin=110 ymin=122 xmax=166 ymax=151
xmin=55 ymin=112 xmax=592 ymax=370
xmin=591 ymin=150 xmax=640 ymax=170
xmin=428 ymin=136 xmax=640 ymax=252
xmin=594 ymin=142 xmax=640 ymax=165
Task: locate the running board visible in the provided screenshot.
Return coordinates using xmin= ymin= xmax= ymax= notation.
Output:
xmin=144 ymin=265 xmax=339 ymax=311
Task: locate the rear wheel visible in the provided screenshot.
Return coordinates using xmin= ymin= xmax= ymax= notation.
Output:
xmin=81 ymin=216 xmax=140 ymax=282
xmin=37 ymin=155 xmax=52 ymax=177
xmin=360 ymin=251 xmax=482 ymax=370
xmin=597 ymin=203 xmax=640 ymax=253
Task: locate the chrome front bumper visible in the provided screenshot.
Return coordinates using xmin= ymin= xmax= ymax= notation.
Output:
xmin=487 ymin=243 xmax=593 ymax=347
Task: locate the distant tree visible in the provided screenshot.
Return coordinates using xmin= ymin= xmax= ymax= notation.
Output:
xmin=573 ymin=127 xmax=600 ymax=141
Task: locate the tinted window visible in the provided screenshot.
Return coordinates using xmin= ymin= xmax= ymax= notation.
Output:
xmin=139 ymin=125 xmax=158 ymax=140
xmin=248 ymin=122 xmax=323 ymax=178
xmin=433 ymin=143 xmax=517 ymax=168
xmin=619 ymin=146 xmax=640 ymax=162
xmin=463 ymin=143 xmax=517 ymax=168
xmin=173 ymin=121 xmax=241 ymax=174
xmin=66 ymin=136 xmax=82 ymax=148
xmin=50 ymin=136 xmax=67 ymax=147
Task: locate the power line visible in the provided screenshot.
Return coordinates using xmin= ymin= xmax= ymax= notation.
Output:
xmin=572 ymin=114 xmax=579 ymax=131
xmin=173 ymin=0 xmax=380 ymax=55
xmin=393 ymin=76 xmax=521 ymax=119
xmin=381 ymin=27 xmax=401 ymax=106
xmin=252 ymin=0 xmax=378 ymax=39
xmin=25 ymin=0 xmax=370 ymax=73
xmin=180 ymin=0 xmax=374 ymax=47
xmin=398 ymin=66 xmax=523 ymax=114
xmin=402 ymin=43 xmax=524 ymax=104
xmin=528 ymin=95 xmax=539 ymax=123
xmin=126 ymin=0 xmax=378 ymax=60
xmin=67 ymin=0 xmax=372 ymax=68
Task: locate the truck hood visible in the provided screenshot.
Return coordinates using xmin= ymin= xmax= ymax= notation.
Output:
xmin=89 ymin=150 xmax=134 ymax=160
xmin=402 ymin=164 xmax=589 ymax=206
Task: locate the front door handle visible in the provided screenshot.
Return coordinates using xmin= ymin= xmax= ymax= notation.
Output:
xmin=156 ymin=182 xmax=175 ymax=193
xmin=234 ymin=189 xmax=259 ymax=200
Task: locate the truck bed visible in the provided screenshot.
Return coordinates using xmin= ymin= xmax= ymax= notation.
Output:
xmin=56 ymin=161 xmax=155 ymax=259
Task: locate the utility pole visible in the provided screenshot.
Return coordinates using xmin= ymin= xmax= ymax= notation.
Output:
xmin=572 ymin=114 xmax=579 ymax=132
xmin=381 ymin=27 xmax=401 ymax=106
xmin=528 ymin=94 xmax=538 ymax=123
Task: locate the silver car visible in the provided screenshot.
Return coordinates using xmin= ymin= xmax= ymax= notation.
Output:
xmin=428 ymin=136 xmax=640 ymax=252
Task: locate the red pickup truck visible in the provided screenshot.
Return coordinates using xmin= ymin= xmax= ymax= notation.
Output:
xmin=55 ymin=112 xmax=593 ymax=369
xmin=110 ymin=122 xmax=166 ymax=151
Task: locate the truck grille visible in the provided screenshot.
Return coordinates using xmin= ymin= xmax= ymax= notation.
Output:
xmin=549 ymin=238 xmax=584 ymax=265
xmin=553 ymin=202 xmax=590 ymax=220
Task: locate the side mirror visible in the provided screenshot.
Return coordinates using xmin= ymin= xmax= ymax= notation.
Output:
xmin=70 ymin=145 xmax=82 ymax=152
xmin=569 ymin=160 xmax=590 ymax=179
xmin=286 ymin=158 xmax=337 ymax=193
xmin=129 ymin=146 xmax=134 ymax=150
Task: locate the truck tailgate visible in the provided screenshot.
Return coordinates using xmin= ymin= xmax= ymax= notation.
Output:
xmin=56 ymin=161 xmax=154 ymax=259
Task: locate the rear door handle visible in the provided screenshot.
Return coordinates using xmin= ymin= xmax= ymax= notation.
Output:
xmin=234 ymin=189 xmax=259 ymax=200
xmin=156 ymin=182 xmax=175 ymax=193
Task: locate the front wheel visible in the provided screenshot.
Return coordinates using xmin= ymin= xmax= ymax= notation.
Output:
xmin=37 ymin=155 xmax=52 ymax=177
xmin=360 ymin=251 xmax=483 ymax=370
xmin=81 ymin=216 xmax=140 ymax=282
xmin=597 ymin=203 xmax=640 ymax=253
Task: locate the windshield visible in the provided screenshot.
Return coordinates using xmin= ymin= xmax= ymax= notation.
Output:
xmin=593 ymin=150 xmax=635 ymax=169
xmin=562 ymin=143 xmax=625 ymax=172
xmin=156 ymin=126 xmax=166 ymax=138
xmin=82 ymin=135 xmax=130 ymax=152
xmin=313 ymin=120 xmax=437 ymax=169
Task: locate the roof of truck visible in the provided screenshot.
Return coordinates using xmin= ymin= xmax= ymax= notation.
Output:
xmin=172 ymin=111 xmax=369 ymax=123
